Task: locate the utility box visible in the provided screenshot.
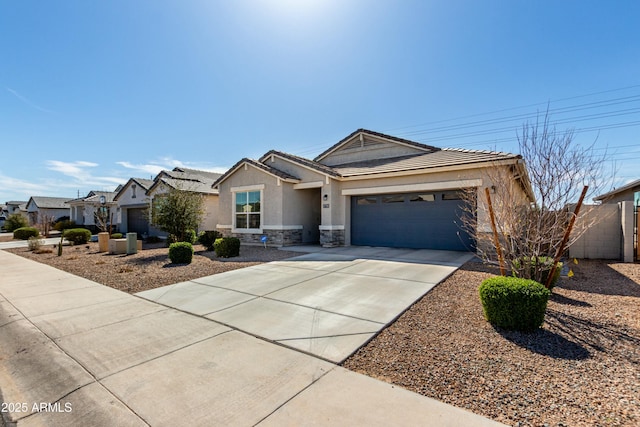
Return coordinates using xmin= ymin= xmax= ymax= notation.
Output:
xmin=98 ymin=232 xmax=109 ymax=253
xmin=126 ymin=232 xmax=138 ymax=255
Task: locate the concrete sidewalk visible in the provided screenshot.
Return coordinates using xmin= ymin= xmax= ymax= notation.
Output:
xmin=0 ymin=237 xmax=61 ymax=250
xmin=0 ymin=250 xmax=505 ymax=426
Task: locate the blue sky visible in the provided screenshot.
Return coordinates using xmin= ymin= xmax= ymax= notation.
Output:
xmin=1 ymin=0 xmax=639 ymax=202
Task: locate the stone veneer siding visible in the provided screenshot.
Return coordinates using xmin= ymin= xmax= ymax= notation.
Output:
xmin=320 ymin=229 xmax=345 ymax=247
xmin=218 ymin=228 xmax=302 ymax=247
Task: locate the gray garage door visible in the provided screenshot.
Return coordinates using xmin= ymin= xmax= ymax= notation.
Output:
xmin=127 ymin=208 xmax=149 ymax=235
xmin=351 ymin=191 xmax=475 ymax=251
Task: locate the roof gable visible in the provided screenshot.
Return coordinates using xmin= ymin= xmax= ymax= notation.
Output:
xmin=314 ymin=129 xmax=440 ymax=167
xmin=259 ymin=150 xmax=340 ymax=178
xmin=212 ymin=158 xmax=300 ymax=188
xmin=113 ymin=177 xmax=154 ymax=201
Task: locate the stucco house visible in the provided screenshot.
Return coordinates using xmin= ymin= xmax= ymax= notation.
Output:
xmin=26 ymin=196 xmax=71 ymax=225
xmin=213 ymin=129 xmax=533 ymax=250
xmin=114 ymin=168 xmax=222 ymax=237
xmin=5 ymin=201 xmax=28 ymax=218
xmin=68 ymin=189 xmax=120 ymax=233
xmin=147 ymin=167 xmax=222 ymax=234
xmin=113 ymin=178 xmax=155 ymax=236
xmin=594 ymin=178 xmax=640 ymax=205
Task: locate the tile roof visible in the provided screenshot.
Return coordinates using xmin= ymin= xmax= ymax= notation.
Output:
xmin=29 ymin=196 xmax=71 ymax=209
xmin=113 ymin=178 xmax=155 ymax=202
xmin=260 ymin=150 xmax=341 ymax=177
xmin=212 ymin=158 xmax=300 ymax=188
xmin=68 ymin=190 xmax=118 ymax=204
xmin=132 ymin=178 xmax=154 ymax=190
xmin=150 ymin=168 xmax=223 ymax=195
xmin=333 ymin=148 xmax=521 ymax=177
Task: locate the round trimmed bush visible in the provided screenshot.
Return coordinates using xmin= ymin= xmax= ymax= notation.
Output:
xmin=63 ymin=228 xmax=92 ymax=245
xmin=479 ymin=276 xmax=550 ymax=332
xmin=213 ymin=237 xmax=240 ymax=258
xmin=198 ymin=230 xmax=222 ymax=251
xmin=13 ymin=227 xmax=39 ymax=240
xmin=169 ymin=242 xmax=194 ymax=264
xmin=110 ymin=233 xmax=123 ymax=239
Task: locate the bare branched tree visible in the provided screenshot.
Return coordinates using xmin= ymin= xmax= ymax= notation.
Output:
xmin=37 ymin=213 xmax=56 ymax=237
xmin=94 ymin=205 xmax=113 ymax=234
xmin=462 ymin=109 xmax=615 ymax=283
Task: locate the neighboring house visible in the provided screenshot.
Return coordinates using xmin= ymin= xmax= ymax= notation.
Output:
xmin=594 ymin=178 xmax=640 ymax=205
xmin=213 ymin=129 xmax=533 ymax=250
xmin=68 ymin=189 xmax=120 ymax=233
xmin=113 ymin=178 xmax=154 ymax=236
xmin=147 ymin=167 xmax=222 ymax=235
xmin=26 ymin=196 xmax=71 ymax=225
xmin=5 ymin=201 xmax=28 ymax=218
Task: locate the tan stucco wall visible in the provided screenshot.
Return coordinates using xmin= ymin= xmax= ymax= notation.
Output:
xmin=569 ymin=204 xmax=621 ymax=259
xmin=217 ymin=165 xmax=283 ymax=228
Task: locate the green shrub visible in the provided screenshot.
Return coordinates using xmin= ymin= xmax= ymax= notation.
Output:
xmin=479 ymin=276 xmax=550 ymax=332
xmin=184 ymin=229 xmax=197 ymax=244
xmin=13 ymin=227 xmax=39 ymax=240
xmin=53 ymin=218 xmax=75 ymax=231
xmin=167 ymin=230 xmax=196 ymax=245
xmin=511 ymin=256 xmax=562 ymax=289
xmin=110 ymin=233 xmax=123 ymax=239
xmin=198 ymin=230 xmax=222 ymax=251
xmin=169 ymin=242 xmax=194 ymax=264
xmin=27 ymin=236 xmax=45 ymax=251
xmin=4 ymin=214 xmax=28 ymax=232
xmin=214 ymin=237 xmax=240 ymax=258
xmin=63 ymin=228 xmax=92 ymax=245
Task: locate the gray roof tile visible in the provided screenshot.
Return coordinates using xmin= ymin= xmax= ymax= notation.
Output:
xmin=333 ymin=148 xmax=521 ymax=177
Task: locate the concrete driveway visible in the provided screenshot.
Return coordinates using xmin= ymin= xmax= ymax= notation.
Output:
xmin=138 ymin=246 xmax=475 ymax=362
xmin=0 ymin=248 xmax=505 ymax=426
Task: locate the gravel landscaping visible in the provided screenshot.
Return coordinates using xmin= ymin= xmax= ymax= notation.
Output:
xmin=343 ymin=259 xmax=640 ymax=427
xmin=5 ymin=242 xmax=639 ymax=426
xmin=6 ymin=242 xmax=301 ymax=293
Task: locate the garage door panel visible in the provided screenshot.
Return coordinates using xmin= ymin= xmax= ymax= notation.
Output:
xmin=351 ymin=193 xmax=474 ymax=251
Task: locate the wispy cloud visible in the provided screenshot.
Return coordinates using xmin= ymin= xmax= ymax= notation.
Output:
xmin=46 ymin=160 xmax=99 ymax=179
xmin=0 ymin=173 xmax=49 ymax=195
xmin=116 ymin=161 xmax=168 ymax=176
xmin=45 ymin=160 xmax=125 ymax=188
xmin=6 ymin=87 xmax=54 ymax=114
xmin=116 ymin=157 xmax=229 ymax=176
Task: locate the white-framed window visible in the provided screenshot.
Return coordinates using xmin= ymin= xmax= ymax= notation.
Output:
xmin=234 ymin=190 xmax=261 ymax=230
xmin=131 ymin=184 xmax=137 ymax=199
